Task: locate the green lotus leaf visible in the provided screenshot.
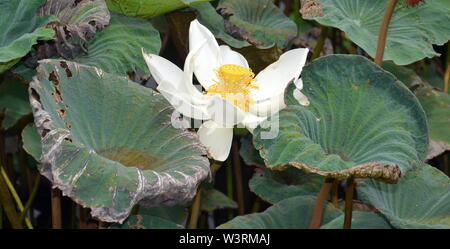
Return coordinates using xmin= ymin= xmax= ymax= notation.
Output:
xmin=75 ymin=12 xmax=161 ymax=76
xmin=415 ymin=88 xmax=450 ymax=159
xmin=239 ymin=135 xmax=264 ymax=167
xmin=11 ymin=63 xmax=37 ymax=83
xmin=0 ymin=0 xmax=56 ymax=73
xmin=106 ymin=0 xmax=213 ymax=19
xmin=320 ymin=211 xmax=392 ymax=229
xmin=191 ymin=3 xmax=250 ymax=49
xmin=167 ymin=4 xmax=282 ymax=72
xmin=29 ymin=59 xmax=210 ymax=223
xmin=254 ymin=55 xmax=428 ymax=183
xmin=138 ymin=205 xmax=187 ymax=224
xmin=200 ymin=183 xmax=237 ymax=212
xmin=381 ymin=62 xmax=449 ymax=159
xmin=358 ymin=163 xmax=450 ymax=229
xmin=381 ymin=61 xmax=429 ymax=90
xmin=216 ymin=0 xmax=297 ymax=48
xmin=111 ymin=205 xmax=187 ymax=229
xmin=22 ymin=124 xmax=42 ymax=161
xmin=416 ymin=62 xmax=444 ymax=90
xmin=110 ymin=214 xmax=184 ymax=229
xmin=249 ymin=168 xmax=323 ymax=204
xmin=301 ymin=0 xmax=450 ymax=65
xmin=217 ymin=196 xmax=341 ymax=229
xmin=0 ymin=73 xmax=31 ymax=129
xmin=38 ymin=0 xmax=110 ymax=58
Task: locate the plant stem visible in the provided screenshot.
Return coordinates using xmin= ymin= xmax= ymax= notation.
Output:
xmin=187 ymin=188 xmax=202 ymax=229
xmin=0 ymin=173 xmax=22 ymax=228
xmin=210 ymin=160 xmax=222 ymax=178
xmin=309 ymin=178 xmax=333 ymax=229
xmin=232 ymin=138 xmax=245 ymax=215
xmin=0 ymin=126 xmax=22 ymax=229
xmin=283 ymin=0 xmax=293 ymax=15
xmin=444 ymin=65 xmax=449 ymax=93
xmin=226 ymin=156 xmax=233 ymax=220
xmin=51 ymin=188 xmax=62 ymax=229
xmin=79 ymin=206 xmax=88 ymax=229
xmin=375 ymin=0 xmax=398 ymax=65
xmin=98 ymin=221 xmax=108 ymax=229
xmin=18 ymin=149 xmax=33 ymax=193
xmin=444 ymin=154 xmax=449 ymax=176
xmin=0 ymin=166 xmax=33 ymax=229
xmin=0 ymin=205 xmax=2 ymax=229
xmin=310 ymin=26 xmax=329 ymax=61
xmin=159 ymin=32 xmax=171 ymax=56
xmin=19 ymin=174 xmax=40 ymax=224
xmin=343 ymin=177 xmax=355 ymax=229
xmin=251 ymin=197 xmax=261 ymax=213
xmin=331 ymin=180 xmax=339 ymax=208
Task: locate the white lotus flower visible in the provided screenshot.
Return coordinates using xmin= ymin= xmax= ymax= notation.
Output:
xmin=142 ymin=20 xmax=309 ymax=161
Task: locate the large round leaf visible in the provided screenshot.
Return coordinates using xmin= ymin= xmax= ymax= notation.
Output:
xmin=249 ymin=168 xmax=323 ymax=204
xmin=75 ymin=12 xmax=161 ymax=76
xmin=381 ymin=61 xmax=428 ymax=90
xmin=381 ymin=62 xmax=449 ymax=159
xmin=320 ymin=211 xmax=392 ymax=229
xmin=38 ymin=0 xmax=110 ymax=58
xmin=358 ymin=163 xmax=450 ymax=229
xmin=0 ymin=0 xmax=55 ymax=73
xmin=110 ymin=215 xmax=184 ymax=229
xmin=106 ymin=0 xmax=213 ymax=19
xmin=217 ymin=196 xmax=342 ymax=229
xmin=415 ymin=88 xmax=450 ymax=159
xmin=30 ymin=59 xmax=210 ymax=223
xmin=254 ymin=55 xmax=428 ymax=183
xmin=216 ymin=0 xmax=297 ymax=48
xmin=110 ymin=206 xmax=186 ymax=229
xmin=301 ymin=0 xmax=450 ymax=65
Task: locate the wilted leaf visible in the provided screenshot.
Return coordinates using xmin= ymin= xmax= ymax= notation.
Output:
xmin=0 ymin=0 xmax=55 ymax=73
xmin=415 ymin=88 xmax=450 ymax=159
xmin=22 ymin=124 xmax=42 ymax=161
xmin=358 ymin=163 xmax=450 ymax=229
xmin=38 ymin=0 xmax=110 ymax=58
xmin=254 ymin=55 xmax=428 ymax=183
xmin=30 ymin=59 xmax=210 ymax=223
xmin=106 ymin=0 xmax=213 ymax=19
xmin=301 ymin=0 xmax=450 ymax=65
xmin=249 ymin=168 xmax=323 ymax=204
xmin=200 ymin=183 xmax=237 ymax=212
xmin=217 ymin=0 xmax=297 ymax=48
xmin=0 ymin=73 xmax=31 ymax=129
xmin=75 ymin=12 xmax=161 ymax=76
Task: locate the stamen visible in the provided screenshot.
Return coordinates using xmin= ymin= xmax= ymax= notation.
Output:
xmin=206 ymin=64 xmax=258 ymax=111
